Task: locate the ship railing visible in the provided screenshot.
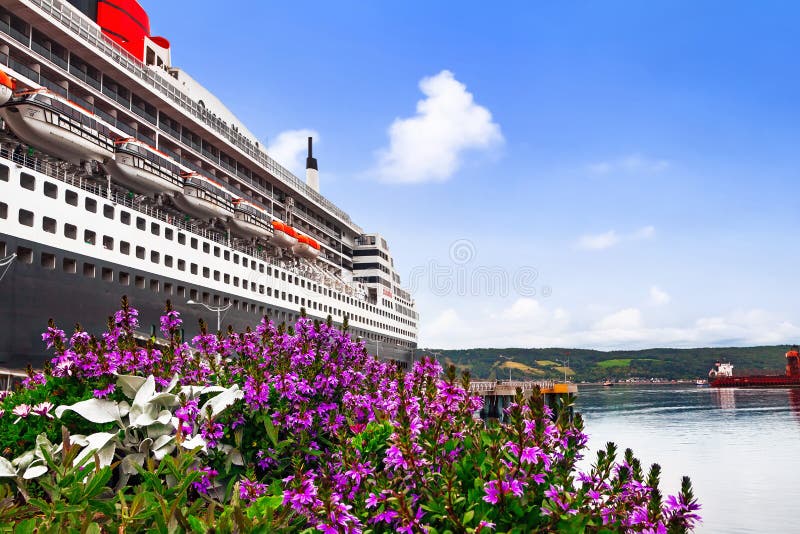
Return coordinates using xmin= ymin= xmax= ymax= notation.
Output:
xmin=0 ymin=142 xmax=370 ymax=292
xmin=25 ymin=0 xmax=362 ymax=232
xmin=468 ymin=380 xmax=556 ymax=394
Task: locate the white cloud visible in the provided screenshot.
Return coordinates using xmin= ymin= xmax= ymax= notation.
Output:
xmin=587 ymin=154 xmax=670 ymax=175
xmin=576 ymin=226 xmax=655 ymax=251
xmin=576 ymin=230 xmax=619 ymax=250
xmin=419 ymin=299 xmax=800 ymax=350
xmin=267 ymin=129 xmax=319 ymax=176
xmin=649 ymin=286 xmax=671 ymax=306
xmin=372 ymin=70 xmax=503 ymax=184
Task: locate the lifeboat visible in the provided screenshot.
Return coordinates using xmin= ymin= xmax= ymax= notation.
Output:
xmin=172 ymin=172 xmax=234 ymax=219
xmin=292 ymin=234 xmax=321 ymax=259
xmin=0 ymin=70 xmax=14 ymax=106
xmin=107 ymin=138 xmax=184 ymax=195
xmin=230 ymin=198 xmax=273 ymax=239
xmin=0 ymin=88 xmax=116 ymax=165
xmin=270 ymin=220 xmax=298 ymax=248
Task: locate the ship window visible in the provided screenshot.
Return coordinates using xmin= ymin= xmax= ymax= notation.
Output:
xmin=233 ymin=254 xmax=239 ymax=264
xmin=42 ymin=217 xmax=56 ymax=234
xmin=119 ymin=271 xmax=130 ymax=285
xmin=103 ymin=205 xmax=114 ymax=219
xmin=178 ymin=259 xmax=186 ymax=271
xmin=267 ymin=288 xmax=272 ymax=297
xmin=281 ymin=273 xmax=286 ymax=281
xmin=213 ymin=270 xmax=220 ymax=281
xmin=164 ymin=282 xmax=173 ymax=295
xmin=151 ymin=251 xmax=159 ymax=263
xmin=213 ymin=246 xmax=220 ymax=257
xmin=191 ymin=263 xmax=198 ymax=275
xmin=190 ymin=238 xmax=198 ymax=249
xmin=63 ymin=258 xmax=77 ymax=274
xmin=281 ymin=292 xmax=286 ymax=301
xmin=151 ymin=223 xmax=160 ymax=236
xmin=203 ymin=242 xmax=210 ymax=253
xmin=120 ymin=241 xmax=130 ymax=255
xmin=259 ymin=285 xmax=265 ymax=294
xmin=83 ymin=262 xmax=95 ymax=278
xmin=64 ymin=224 xmax=77 ymax=240
xmin=260 ymin=264 xmax=265 ymax=273
xmin=85 ymin=198 xmax=97 ymax=213
xmin=120 ymin=211 xmax=131 ymax=225
xmin=0 ymin=202 xmax=6 ymax=219
xmin=65 ymin=190 xmax=78 ymax=206
xmin=223 ymin=274 xmax=229 ymax=284
xmin=202 ymin=292 xmax=210 ymax=305
xmin=165 ymin=228 xmax=173 ymax=240
xmin=165 ymin=255 xmax=173 ymax=267
xmin=102 ymin=267 xmax=113 ymax=282
xmin=136 ymin=217 xmax=146 ymax=231
xmin=136 ymin=246 xmax=145 ymax=259
xmin=18 ymin=209 xmax=34 ymax=227
xmin=150 ymin=279 xmax=159 ymax=292
xmin=224 ymin=250 xmax=230 ymax=261
xmin=20 ymin=173 xmax=35 ymax=191
xmin=233 ymin=277 xmax=239 ymax=287
xmin=84 ymin=230 xmax=96 ymax=245
xmin=190 ymin=288 xmax=198 ymax=300
xmin=103 ymin=236 xmax=113 ymax=250
xmin=0 ymin=242 xmax=4 ymax=257
xmin=40 ymin=252 xmax=56 ymax=270
xmin=135 ymin=276 xmax=145 ymax=289
xmin=213 ymin=295 xmax=220 ymax=306
xmin=202 ymin=267 xmax=210 ymax=278
xmin=0 ymin=164 xmax=7 ymax=181
xmin=177 ymin=285 xmax=186 ymax=298
xmin=44 ymin=182 xmax=58 ymax=198
xmin=178 ymin=232 xmax=186 ymax=245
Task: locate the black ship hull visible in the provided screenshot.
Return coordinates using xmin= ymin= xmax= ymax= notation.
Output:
xmin=0 ymin=232 xmax=413 ymax=368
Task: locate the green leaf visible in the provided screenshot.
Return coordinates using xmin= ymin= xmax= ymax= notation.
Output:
xmin=13 ymin=518 xmax=37 ymax=534
xmin=463 ymin=509 xmax=475 ymax=525
xmin=187 ymin=515 xmax=208 ymax=534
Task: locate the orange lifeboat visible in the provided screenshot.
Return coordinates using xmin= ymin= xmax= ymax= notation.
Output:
xmin=270 ymin=220 xmax=299 ymax=248
xmin=292 ymin=234 xmax=321 ymax=259
xmin=0 ymin=69 xmax=15 ymax=105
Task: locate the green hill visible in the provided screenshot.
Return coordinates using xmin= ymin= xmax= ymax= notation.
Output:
xmin=428 ymin=346 xmax=792 ymax=381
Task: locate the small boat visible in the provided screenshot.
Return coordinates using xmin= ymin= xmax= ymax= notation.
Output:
xmin=695 ymin=379 xmax=709 ymax=387
xmin=0 ymin=88 xmax=116 ymax=165
xmin=229 ymin=198 xmax=273 ymax=239
xmin=173 ymin=172 xmax=234 ymax=219
xmin=292 ymin=234 xmax=321 ymax=259
xmin=107 ymin=138 xmax=184 ymax=195
xmin=270 ymin=220 xmax=298 ymax=248
xmin=603 ymin=381 xmax=614 ymax=387
xmin=0 ymin=69 xmax=14 ymax=105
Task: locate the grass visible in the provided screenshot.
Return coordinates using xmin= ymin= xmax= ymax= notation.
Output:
xmin=500 ymin=361 xmax=545 ymax=375
xmin=553 ymin=366 xmax=575 ymax=376
xmin=536 ymin=360 xmax=558 ymax=367
xmin=597 ymin=358 xmax=661 ymax=368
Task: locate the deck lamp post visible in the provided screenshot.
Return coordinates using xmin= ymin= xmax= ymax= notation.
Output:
xmin=186 ymin=300 xmax=233 ymax=332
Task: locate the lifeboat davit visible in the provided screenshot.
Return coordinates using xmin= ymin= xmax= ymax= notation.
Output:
xmin=270 ymin=221 xmax=298 ymax=248
xmin=0 ymin=70 xmax=14 ymax=105
xmin=107 ymin=138 xmax=184 ymax=195
xmin=292 ymin=234 xmax=321 ymax=260
xmin=172 ymin=172 xmax=234 ymax=219
xmin=0 ymin=89 xmax=116 ymax=165
xmin=230 ymin=198 xmax=273 ymax=239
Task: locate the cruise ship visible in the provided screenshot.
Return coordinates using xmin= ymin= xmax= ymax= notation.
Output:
xmin=0 ymin=0 xmax=418 ymax=367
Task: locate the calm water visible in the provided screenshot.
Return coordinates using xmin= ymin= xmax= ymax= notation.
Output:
xmin=576 ymin=384 xmax=800 ymax=534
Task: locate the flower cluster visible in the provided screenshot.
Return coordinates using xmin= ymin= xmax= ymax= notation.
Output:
xmin=0 ymin=298 xmax=701 ymax=533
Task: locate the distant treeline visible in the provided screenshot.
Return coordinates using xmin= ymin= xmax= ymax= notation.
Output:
xmin=426 ymin=346 xmax=792 ymax=381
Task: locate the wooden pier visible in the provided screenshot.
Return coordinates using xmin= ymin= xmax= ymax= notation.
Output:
xmin=469 ymin=380 xmax=578 ymax=421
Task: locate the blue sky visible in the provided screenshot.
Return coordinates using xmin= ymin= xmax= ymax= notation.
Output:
xmin=144 ymin=1 xmax=800 ymax=349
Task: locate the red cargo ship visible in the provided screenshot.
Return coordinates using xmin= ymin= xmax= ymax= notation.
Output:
xmin=710 ymin=347 xmax=800 ymax=388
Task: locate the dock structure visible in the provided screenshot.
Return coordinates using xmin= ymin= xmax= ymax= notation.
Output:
xmin=469 ymin=380 xmax=578 ymax=421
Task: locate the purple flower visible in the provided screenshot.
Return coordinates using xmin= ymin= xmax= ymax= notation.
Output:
xmin=12 ymin=404 xmax=31 ymax=418
xmin=239 ymin=478 xmax=268 ymax=503
xmin=32 ymin=402 xmax=54 ymax=418
xmin=93 ymin=383 xmax=116 ymax=399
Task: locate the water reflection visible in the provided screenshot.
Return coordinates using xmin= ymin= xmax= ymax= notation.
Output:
xmin=577 ymin=384 xmax=800 ymax=533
